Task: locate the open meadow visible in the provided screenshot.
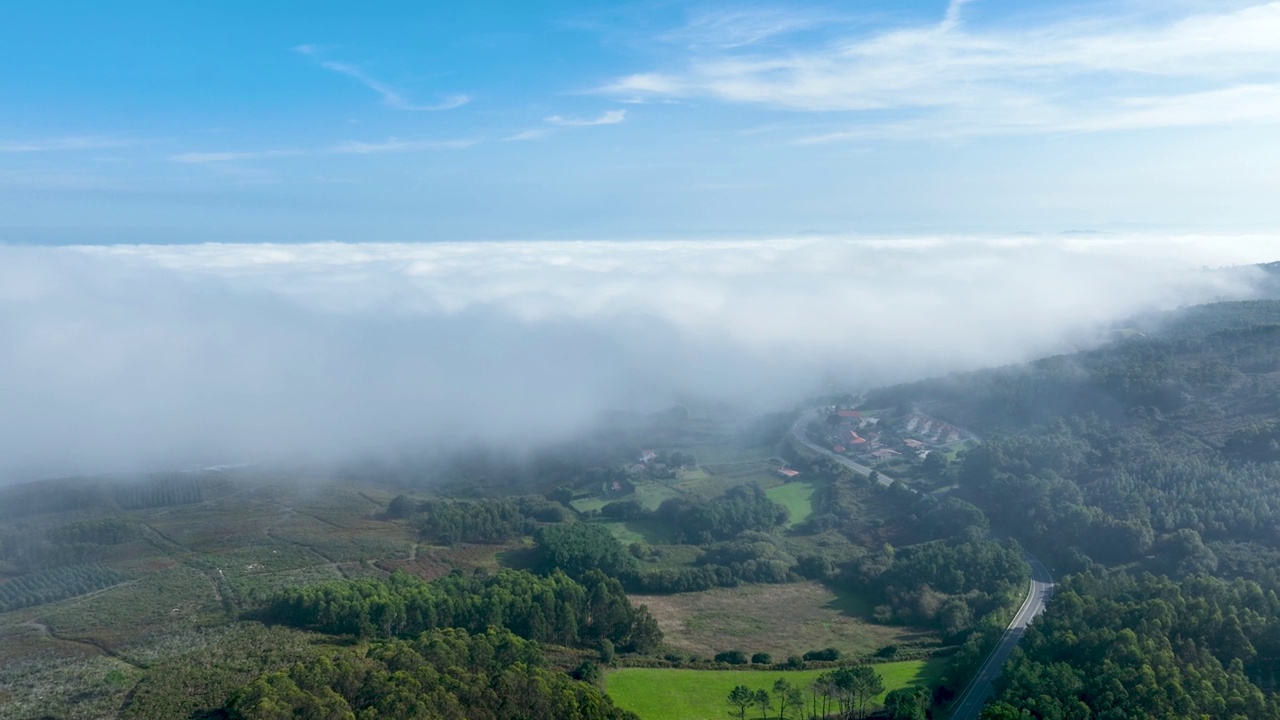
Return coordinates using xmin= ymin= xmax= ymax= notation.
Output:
xmin=607 ymin=659 xmax=944 ymax=720
xmin=765 ymin=480 xmax=820 ymax=527
xmin=631 ymin=581 xmax=940 ymax=660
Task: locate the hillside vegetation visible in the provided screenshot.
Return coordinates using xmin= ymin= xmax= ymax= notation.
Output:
xmin=864 ymin=299 xmax=1280 ymax=718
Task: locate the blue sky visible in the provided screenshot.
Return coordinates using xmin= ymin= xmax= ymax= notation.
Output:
xmin=3 ymin=0 xmax=1280 ymax=243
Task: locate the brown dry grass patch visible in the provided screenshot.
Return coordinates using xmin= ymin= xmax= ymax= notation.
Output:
xmin=631 ymin=581 xmax=938 ymax=660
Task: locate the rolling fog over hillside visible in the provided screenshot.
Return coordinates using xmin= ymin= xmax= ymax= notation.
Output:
xmin=0 ymin=235 xmax=1274 ymax=482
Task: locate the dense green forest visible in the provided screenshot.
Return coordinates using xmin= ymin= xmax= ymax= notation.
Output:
xmin=984 ymin=572 xmax=1280 ymax=719
xmin=864 ymin=299 xmax=1280 ymax=716
xmin=225 ymin=627 xmax=639 ymax=720
xmin=266 ymin=567 xmax=662 ymax=653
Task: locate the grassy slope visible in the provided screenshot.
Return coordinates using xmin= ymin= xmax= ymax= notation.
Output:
xmin=607 ymin=659 xmax=943 ymax=720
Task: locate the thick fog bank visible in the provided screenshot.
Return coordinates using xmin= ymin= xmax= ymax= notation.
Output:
xmin=0 ymin=236 xmax=1274 ymax=482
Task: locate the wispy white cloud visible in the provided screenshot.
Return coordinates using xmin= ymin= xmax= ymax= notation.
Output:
xmin=0 ymin=136 xmax=131 ymax=153
xmin=294 ymin=45 xmax=470 ymax=111
xmin=330 ymin=138 xmax=478 ymax=154
xmin=503 ymin=129 xmax=550 ymax=142
xmin=169 ymin=150 xmax=304 ymax=164
xmin=941 ymin=0 xmax=974 ymax=31
xmin=603 ymin=1 xmax=1280 ymax=138
xmin=170 ymin=138 xmax=477 ymax=164
xmin=544 ymin=109 xmax=627 ymax=126
xmin=662 ymin=7 xmax=834 ymax=49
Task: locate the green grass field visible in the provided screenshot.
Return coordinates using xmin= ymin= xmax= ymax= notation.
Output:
xmin=766 ymin=481 xmax=819 ymax=528
xmin=572 ymin=480 xmax=684 ymax=515
xmin=606 ymin=659 xmax=943 ymax=720
xmin=600 ymin=519 xmax=674 ymax=545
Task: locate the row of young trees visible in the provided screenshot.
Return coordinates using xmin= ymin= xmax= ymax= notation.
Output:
xmin=0 ymin=562 xmax=125 ymax=612
xmin=725 ymin=668 xmax=926 ymax=720
xmin=1 ymin=518 xmax=138 ymax=574
xmin=264 ymin=568 xmax=662 ymax=653
xmin=114 ymin=475 xmax=203 ymax=509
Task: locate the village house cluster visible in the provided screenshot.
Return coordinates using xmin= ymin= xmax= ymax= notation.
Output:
xmin=819 ymin=408 xmax=964 ymax=463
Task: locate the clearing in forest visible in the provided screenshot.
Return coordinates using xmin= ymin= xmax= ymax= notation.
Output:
xmin=630 ymin=582 xmax=938 ymax=660
xmin=765 ymin=481 xmax=819 ymax=527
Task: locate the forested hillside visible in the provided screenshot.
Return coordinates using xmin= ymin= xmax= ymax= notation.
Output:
xmin=863 ymin=299 xmax=1280 ymax=717
xmin=226 ymin=627 xmax=639 ymax=720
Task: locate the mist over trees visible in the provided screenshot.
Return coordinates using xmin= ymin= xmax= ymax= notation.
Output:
xmin=0 ymin=240 xmax=1268 ymax=483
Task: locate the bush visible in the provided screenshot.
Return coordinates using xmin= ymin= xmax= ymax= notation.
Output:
xmin=750 ymin=652 xmax=772 ymax=665
xmin=802 ymin=647 xmax=840 ymax=662
xmin=602 ymin=499 xmax=648 ymax=521
xmin=386 ymin=494 xmax=416 ymax=519
xmin=714 ymin=650 xmax=749 ymax=665
xmin=573 ymin=661 xmax=603 ymax=687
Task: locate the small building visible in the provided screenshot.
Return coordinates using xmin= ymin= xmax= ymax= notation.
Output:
xmin=870 ymin=449 xmax=901 ymax=460
xmin=903 ymin=438 xmax=925 ymax=449
xmin=776 ymin=468 xmax=801 ymax=480
xmin=639 ymin=450 xmax=658 ymax=463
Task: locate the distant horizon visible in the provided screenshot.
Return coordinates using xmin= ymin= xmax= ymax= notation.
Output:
xmin=5 ymin=228 xmax=1280 ymax=248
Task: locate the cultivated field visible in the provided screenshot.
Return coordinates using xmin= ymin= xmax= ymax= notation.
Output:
xmin=607 ymin=659 xmax=943 ymax=720
xmin=0 ymin=474 xmax=426 ymax=718
xmin=631 ymin=581 xmax=939 ymax=660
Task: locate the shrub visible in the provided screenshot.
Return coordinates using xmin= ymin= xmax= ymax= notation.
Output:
xmin=714 ymin=650 xmax=749 ymax=665
xmin=802 ymin=647 xmax=840 ymax=662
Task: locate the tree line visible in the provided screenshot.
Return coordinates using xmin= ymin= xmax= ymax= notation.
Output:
xmin=224 ymin=626 xmax=639 ymax=720
xmin=264 ymin=567 xmax=662 ymax=654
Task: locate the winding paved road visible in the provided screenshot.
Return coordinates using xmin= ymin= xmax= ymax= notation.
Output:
xmin=947 ymin=553 xmax=1055 ymax=720
xmin=787 ymin=407 xmax=1055 ymax=719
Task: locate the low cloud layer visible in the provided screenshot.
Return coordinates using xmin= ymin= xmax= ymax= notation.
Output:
xmin=0 ymin=237 xmax=1274 ymax=482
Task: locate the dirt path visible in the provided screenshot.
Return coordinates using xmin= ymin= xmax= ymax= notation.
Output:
xmin=20 ymin=621 xmax=144 ymax=670
xmin=139 ymin=523 xmax=231 ymax=615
